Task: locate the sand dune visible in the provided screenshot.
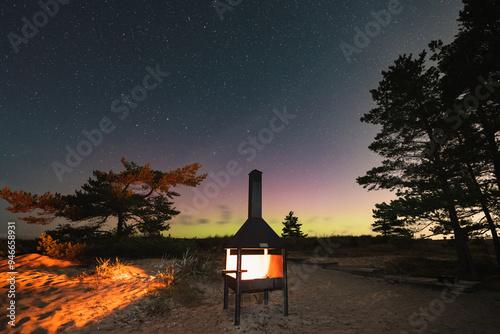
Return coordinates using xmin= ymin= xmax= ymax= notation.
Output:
xmin=1 ymin=254 xmax=500 ymax=333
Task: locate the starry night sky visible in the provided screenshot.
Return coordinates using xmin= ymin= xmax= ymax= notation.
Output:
xmin=1 ymin=0 xmax=464 ymax=238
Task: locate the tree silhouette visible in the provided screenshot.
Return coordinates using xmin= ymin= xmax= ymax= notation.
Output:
xmin=429 ymin=0 xmax=500 ymax=264
xmin=0 ymin=158 xmax=207 ymax=238
xmin=357 ymin=52 xmax=476 ymax=276
xmin=371 ymin=202 xmax=411 ymax=240
xmin=281 ymin=211 xmax=307 ymax=238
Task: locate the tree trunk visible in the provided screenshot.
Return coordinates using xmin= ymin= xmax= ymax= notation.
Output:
xmin=447 ymin=204 xmax=476 ymax=278
xmin=479 ymin=199 xmax=500 ymax=265
xmin=458 ymin=133 xmax=500 ymax=265
xmin=425 ymin=126 xmax=476 ymax=277
xmin=461 ymin=145 xmax=500 ymax=265
xmin=116 ymin=213 xmax=125 ymax=238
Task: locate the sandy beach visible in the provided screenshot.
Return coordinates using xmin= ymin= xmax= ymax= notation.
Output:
xmin=1 ymin=254 xmax=500 ymax=333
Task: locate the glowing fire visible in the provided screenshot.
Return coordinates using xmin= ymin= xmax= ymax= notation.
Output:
xmin=225 ymin=249 xmax=283 ymax=280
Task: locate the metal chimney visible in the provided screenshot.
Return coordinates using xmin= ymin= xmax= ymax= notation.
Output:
xmin=225 ymin=170 xmax=285 ymax=249
xmin=248 ymin=170 xmax=262 ymax=218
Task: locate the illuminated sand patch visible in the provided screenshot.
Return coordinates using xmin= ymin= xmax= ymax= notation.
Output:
xmin=0 ymin=254 xmax=162 ymax=333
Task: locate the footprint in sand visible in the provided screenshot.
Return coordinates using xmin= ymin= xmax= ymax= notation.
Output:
xmin=58 ymin=320 xmax=76 ymax=331
xmin=40 ymin=287 xmax=59 ymax=296
xmin=0 ymin=318 xmax=8 ymax=332
xmin=43 ymin=280 xmax=54 ymax=286
xmin=32 ymin=328 xmax=49 ymax=334
xmin=15 ymin=316 xmax=31 ymax=327
xmin=33 ymin=299 xmax=50 ymax=308
xmin=47 ymin=287 xmax=59 ymax=293
xmin=38 ymin=310 xmax=56 ymax=320
xmin=50 ymin=280 xmax=66 ymax=285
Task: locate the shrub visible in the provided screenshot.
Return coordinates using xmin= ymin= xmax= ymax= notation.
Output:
xmin=45 ymin=223 xmax=108 ymax=242
xmin=156 ymin=265 xmax=176 ymax=288
xmin=93 ymin=257 xmax=127 ymax=277
xmin=37 ymin=233 xmax=86 ymax=262
xmin=389 ymin=235 xmax=414 ymax=249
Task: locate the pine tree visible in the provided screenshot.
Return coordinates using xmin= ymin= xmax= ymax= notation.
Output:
xmin=429 ymin=0 xmax=500 ymax=264
xmin=281 ymin=211 xmax=307 ymax=238
xmin=371 ymin=202 xmax=411 ymax=240
xmin=357 ymin=52 xmax=476 ymax=276
xmin=0 ymin=158 xmax=207 ymax=238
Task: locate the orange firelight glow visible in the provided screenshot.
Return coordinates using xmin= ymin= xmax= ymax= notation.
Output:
xmin=225 ymin=249 xmax=283 ymax=280
xmin=0 ymin=254 xmax=162 ymax=333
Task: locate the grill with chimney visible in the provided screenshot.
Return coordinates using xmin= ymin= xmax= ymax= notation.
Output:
xmin=223 ymin=170 xmax=288 ymax=325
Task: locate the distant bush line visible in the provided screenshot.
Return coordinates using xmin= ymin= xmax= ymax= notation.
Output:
xmin=1 ymin=234 xmax=496 ymax=261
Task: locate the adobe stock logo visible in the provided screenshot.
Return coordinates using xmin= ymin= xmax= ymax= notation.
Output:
xmin=426 ymin=73 xmax=500 ymax=157
xmin=177 ymin=106 xmax=297 ymax=220
xmin=213 ymin=0 xmax=243 ymax=21
xmin=7 ymin=0 xmax=73 ymax=54
xmin=339 ymin=0 xmax=403 ymax=63
xmin=51 ymin=64 xmax=169 ymax=182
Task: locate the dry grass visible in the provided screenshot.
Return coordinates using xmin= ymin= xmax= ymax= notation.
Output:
xmin=74 ymin=250 xmax=220 ymax=319
xmin=141 ymin=250 xmax=220 ymax=316
xmin=155 ymin=265 xmax=176 ymax=287
xmin=36 ymin=233 xmax=87 ymax=263
xmin=92 ymin=257 xmax=132 ymax=278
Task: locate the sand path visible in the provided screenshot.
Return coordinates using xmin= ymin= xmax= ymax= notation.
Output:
xmin=1 ymin=255 xmax=500 ymax=333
